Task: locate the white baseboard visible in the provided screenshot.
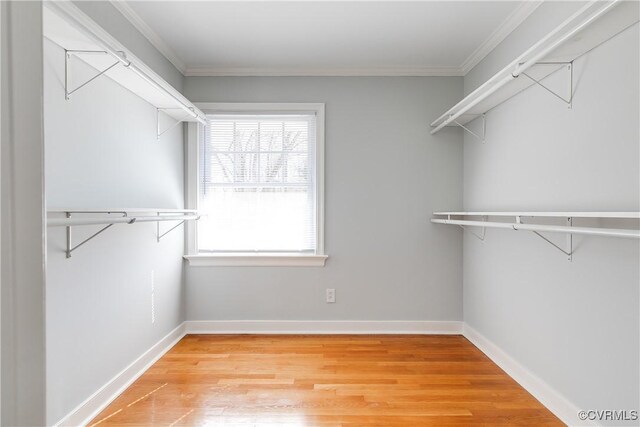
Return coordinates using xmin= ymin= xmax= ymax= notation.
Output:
xmin=462 ymin=324 xmax=594 ymax=427
xmin=185 ymin=320 xmax=463 ymax=334
xmin=54 ymin=321 xmax=587 ymax=427
xmin=54 ymin=320 xmax=460 ymax=425
xmin=55 ymin=323 xmax=187 ymax=427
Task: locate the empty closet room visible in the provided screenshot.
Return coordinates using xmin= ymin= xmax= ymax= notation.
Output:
xmin=1 ymin=0 xmax=638 ymax=426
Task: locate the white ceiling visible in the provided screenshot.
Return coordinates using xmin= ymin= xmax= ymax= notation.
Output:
xmin=113 ymin=1 xmax=541 ymax=76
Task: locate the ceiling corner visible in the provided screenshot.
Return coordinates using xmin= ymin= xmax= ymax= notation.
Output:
xmin=459 ymin=0 xmax=544 ymax=76
xmin=182 ymin=66 xmax=465 ymax=77
xmin=109 ymin=0 xmax=187 ymax=75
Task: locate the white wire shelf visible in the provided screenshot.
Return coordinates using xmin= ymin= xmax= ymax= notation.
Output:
xmin=432 ymin=219 xmax=639 ymax=239
xmin=433 ymin=212 xmax=640 ymax=219
xmin=47 ymin=214 xmax=199 ymax=228
xmin=43 ymin=2 xmax=206 ymax=128
xmin=432 ymin=211 xmax=640 ymax=260
xmin=48 ymin=207 xmax=198 ymax=216
xmin=430 ymin=0 xmax=639 ymax=137
xmin=47 ymin=209 xmax=200 ymax=258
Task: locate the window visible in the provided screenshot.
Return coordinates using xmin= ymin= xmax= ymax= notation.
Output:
xmin=187 ymin=104 xmax=326 ymax=267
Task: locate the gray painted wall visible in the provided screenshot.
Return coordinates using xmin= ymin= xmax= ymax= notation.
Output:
xmin=1 ymin=2 xmax=47 ymax=425
xmin=44 ymin=28 xmax=185 ymax=427
xmin=34 ymin=1 xmax=638 ymax=424
xmin=183 ymin=77 xmax=464 ymax=321
xmin=462 ymin=3 xmax=639 ymax=425
xmin=43 ymin=2 xmax=188 ymax=423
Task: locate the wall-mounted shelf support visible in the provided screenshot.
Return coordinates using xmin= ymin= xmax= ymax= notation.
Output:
xmin=449 ymin=60 xmax=571 ymax=142
xmin=459 ymin=224 xmax=486 ymax=241
xmin=449 ymin=214 xmax=487 ymax=240
xmin=453 ymin=114 xmax=486 ymax=142
xmin=64 ymin=50 xmax=126 ymax=100
xmin=45 ymin=2 xmax=207 ymax=126
xmin=157 ymin=108 xmax=196 ymax=140
xmin=432 ymin=212 xmax=639 ymax=260
xmin=65 ymin=211 xmax=133 ymax=258
xmin=520 ymin=62 xmax=573 ymax=109
xmin=156 ymin=212 xmax=200 ymax=241
xmin=49 ymin=209 xmax=199 ymax=258
xmin=519 ymin=216 xmax=573 ymax=260
xmin=430 ymin=1 xmax=638 ymax=137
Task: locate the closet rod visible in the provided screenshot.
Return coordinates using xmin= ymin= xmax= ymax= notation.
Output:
xmin=48 ymin=214 xmax=199 ymax=227
xmin=48 ymin=208 xmax=198 ymax=214
xmin=431 ymin=219 xmax=640 ymax=239
xmin=433 ymin=212 xmax=640 ymax=219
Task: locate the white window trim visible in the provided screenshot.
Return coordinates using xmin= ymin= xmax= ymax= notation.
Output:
xmin=184 ymin=103 xmax=326 ymax=267
xmin=184 ymin=254 xmax=328 ymax=267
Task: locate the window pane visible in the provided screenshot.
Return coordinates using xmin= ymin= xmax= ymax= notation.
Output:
xmin=284 ymin=121 xmax=308 ymax=152
xmin=199 ymin=113 xmax=317 ymax=253
xmin=259 ymin=153 xmax=285 ymax=183
xmin=234 ymin=120 xmax=259 ymax=152
xmin=198 ymin=187 xmax=315 ymax=252
xmin=207 ymin=153 xmax=234 ymax=183
xmin=284 ymin=153 xmax=309 ymax=184
xmin=259 ymin=121 xmax=284 ymax=151
xmin=208 ymin=120 xmax=235 ymax=151
xmin=232 ymin=152 xmax=258 ymax=183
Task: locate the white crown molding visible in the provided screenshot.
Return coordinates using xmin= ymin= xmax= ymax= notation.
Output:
xmin=460 ymin=0 xmax=544 ymax=75
xmin=184 ymin=66 xmax=464 ymax=77
xmin=109 ymin=0 xmax=187 ymax=74
xmin=109 ymin=0 xmax=539 ymax=78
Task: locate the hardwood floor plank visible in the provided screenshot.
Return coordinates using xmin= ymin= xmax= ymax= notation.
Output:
xmin=89 ymin=335 xmax=564 ymax=426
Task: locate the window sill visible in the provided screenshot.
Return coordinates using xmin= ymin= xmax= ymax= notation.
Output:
xmin=184 ymin=254 xmax=328 ymax=267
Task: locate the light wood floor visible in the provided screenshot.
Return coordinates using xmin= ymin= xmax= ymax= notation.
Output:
xmin=89 ymin=335 xmax=564 ymax=426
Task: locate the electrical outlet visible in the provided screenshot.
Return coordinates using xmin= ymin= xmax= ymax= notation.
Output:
xmin=326 ymin=288 xmax=336 ymax=303
xmin=151 ymin=270 xmax=155 ymax=324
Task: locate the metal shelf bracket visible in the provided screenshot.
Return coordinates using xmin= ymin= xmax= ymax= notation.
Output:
xmin=450 ymin=214 xmax=486 ymax=241
xmin=521 ymin=61 xmax=574 ymax=109
xmin=519 ymin=216 xmax=573 ymax=261
xmin=66 ymin=211 xmax=133 ymax=258
xmin=156 ymin=212 xmax=200 ymax=242
xmin=452 ymin=114 xmax=486 ymax=142
xmin=64 ymin=50 xmax=126 ymax=100
xmin=157 ymin=108 xmax=196 ymax=140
